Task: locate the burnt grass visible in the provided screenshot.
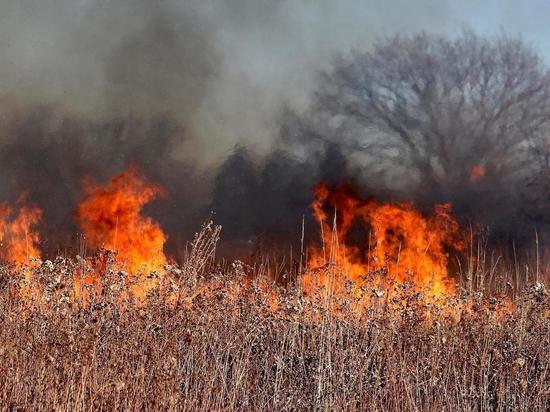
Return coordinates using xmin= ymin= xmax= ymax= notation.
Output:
xmin=0 ymin=254 xmax=548 ymax=411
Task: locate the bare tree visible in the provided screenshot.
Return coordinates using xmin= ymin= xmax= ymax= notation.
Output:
xmin=313 ymin=31 xmax=550 ymax=200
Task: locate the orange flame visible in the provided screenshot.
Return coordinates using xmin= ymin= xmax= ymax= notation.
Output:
xmin=0 ymin=194 xmax=42 ymax=266
xmin=470 ymin=165 xmax=486 ymax=182
xmin=75 ymin=167 xmax=168 ymax=276
xmin=305 ymin=184 xmax=464 ymax=299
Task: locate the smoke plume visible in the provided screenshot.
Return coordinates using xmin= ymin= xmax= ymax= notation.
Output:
xmin=0 ymin=1 xmax=548 ymax=258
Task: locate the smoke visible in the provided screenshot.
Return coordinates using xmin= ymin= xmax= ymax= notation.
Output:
xmin=0 ymin=104 xmax=209 ymax=254
xmin=2 ymin=1 xmax=550 ymax=157
xmin=0 ymin=1 xmax=548 ymax=257
xmin=210 ymin=120 xmax=362 ymax=257
xmin=0 ymin=0 xmax=462 ymax=164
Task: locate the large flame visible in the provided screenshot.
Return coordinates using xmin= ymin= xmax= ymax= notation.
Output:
xmin=305 ymin=184 xmax=464 ymax=299
xmin=0 ymin=194 xmax=42 ymax=266
xmin=75 ymin=167 xmax=168 ymax=275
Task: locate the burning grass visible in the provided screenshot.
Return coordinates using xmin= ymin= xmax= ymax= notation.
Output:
xmin=0 ymin=170 xmax=548 ymax=410
xmin=0 ymin=223 xmax=548 ymax=411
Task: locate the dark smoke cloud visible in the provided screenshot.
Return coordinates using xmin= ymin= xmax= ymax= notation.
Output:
xmin=210 ymin=121 xmax=360 ymax=257
xmin=2 ymin=1 xmax=550 ymax=161
xmin=0 ymin=1 xmax=549 ymax=258
xmin=0 ymin=0 xmax=462 ymax=165
xmin=0 ymin=103 xmax=209 ymax=254
xmin=0 ymin=0 xmax=220 ymax=253
xmin=211 ymin=96 xmax=549 ymax=256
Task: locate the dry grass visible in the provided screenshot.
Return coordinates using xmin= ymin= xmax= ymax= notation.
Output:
xmin=0 ymin=227 xmax=548 ymax=411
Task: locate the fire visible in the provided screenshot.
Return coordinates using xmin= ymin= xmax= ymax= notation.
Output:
xmin=470 ymin=165 xmax=486 ymax=182
xmin=305 ymin=184 xmax=464 ymax=299
xmin=0 ymin=194 xmax=42 ymax=266
xmin=75 ymin=167 xmax=168 ymax=276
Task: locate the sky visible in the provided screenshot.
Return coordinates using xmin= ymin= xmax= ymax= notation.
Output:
xmin=1 ymin=0 xmax=550 ymax=165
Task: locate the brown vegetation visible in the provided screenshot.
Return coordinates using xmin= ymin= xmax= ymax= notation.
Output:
xmin=0 ymin=225 xmax=548 ymax=411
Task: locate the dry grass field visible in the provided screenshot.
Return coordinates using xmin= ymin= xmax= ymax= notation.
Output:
xmin=0 ymin=224 xmax=548 ymax=411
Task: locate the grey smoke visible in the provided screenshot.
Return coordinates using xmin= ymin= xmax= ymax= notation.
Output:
xmin=0 ymin=1 xmax=549 ymax=257
xmin=5 ymin=0 xmax=542 ymax=164
xmin=0 ymin=105 xmax=207 ymax=254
